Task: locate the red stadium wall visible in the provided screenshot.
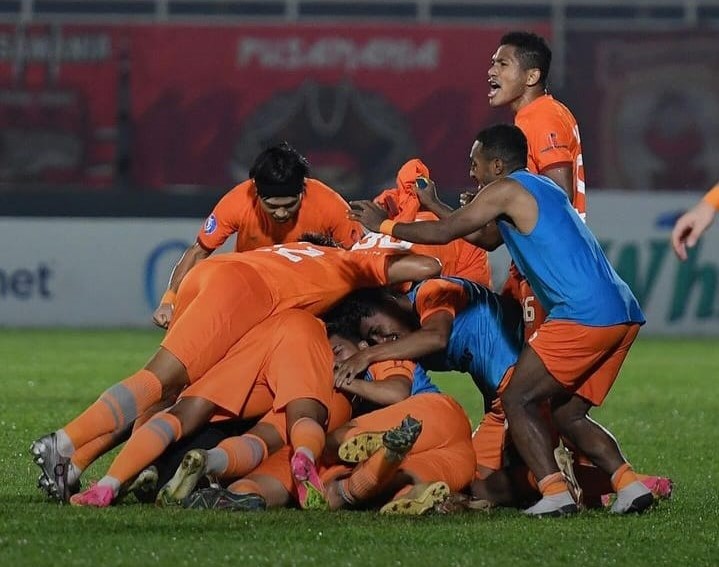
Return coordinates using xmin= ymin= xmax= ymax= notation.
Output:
xmin=564 ymin=30 xmax=719 ymax=191
xmin=0 ymin=24 xmax=126 ymax=188
xmin=126 ymin=23 xmax=548 ymax=195
xmin=4 ymin=24 xmax=718 ymax=194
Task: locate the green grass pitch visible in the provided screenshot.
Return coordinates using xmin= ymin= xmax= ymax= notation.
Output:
xmin=0 ymin=330 xmax=717 ymax=566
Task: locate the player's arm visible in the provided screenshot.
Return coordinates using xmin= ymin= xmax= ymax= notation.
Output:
xmin=333 ymin=310 xmax=453 ymax=385
xmin=335 ymin=374 xmax=411 ymax=406
xmin=152 ymin=242 xmax=212 ymax=328
xmin=351 ymin=179 xmax=518 ymax=245
xmin=386 ymin=254 xmax=442 ymax=284
xmin=334 ymin=280 xmax=461 ymax=383
xmin=672 ymin=182 xmax=719 ymax=261
xmin=540 ymin=164 xmax=574 ymax=203
xmin=414 ymin=177 xmax=500 ymax=247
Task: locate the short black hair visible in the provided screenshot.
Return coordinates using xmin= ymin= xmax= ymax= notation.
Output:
xmin=500 ymin=31 xmax=552 ymax=87
xmin=250 ymin=141 xmax=310 ymax=198
xmin=298 ymin=232 xmax=342 ymax=248
xmin=325 ymin=288 xmax=418 ymax=341
xmin=474 ymin=124 xmax=528 ymax=170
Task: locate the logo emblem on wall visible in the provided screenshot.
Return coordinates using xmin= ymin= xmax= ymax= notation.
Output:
xmin=230 ymin=80 xmax=416 ymax=199
xmin=597 ymin=37 xmax=719 ymax=190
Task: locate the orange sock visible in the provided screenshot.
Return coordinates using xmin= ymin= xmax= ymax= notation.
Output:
xmin=70 ymin=433 xmax=120 ymax=472
xmin=106 ymin=413 xmax=182 ymax=485
xmin=346 ymin=448 xmax=403 ymax=502
xmin=538 ymin=472 xmax=569 ymax=496
xmin=64 ymin=370 xmax=163 ymax=449
xmin=216 ymin=434 xmax=268 ymax=479
xmin=289 ymin=417 xmax=325 ymax=461
xmin=611 ymin=463 xmax=639 ymax=492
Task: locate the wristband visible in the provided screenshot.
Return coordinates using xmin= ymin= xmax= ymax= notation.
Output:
xmin=160 ymin=290 xmax=176 ymax=305
xmin=379 ymin=219 xmax=397 ymax=236
xmin=702 ymin=183 xmax=719 ymax=210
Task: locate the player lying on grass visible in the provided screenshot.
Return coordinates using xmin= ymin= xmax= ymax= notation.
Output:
xmin=161 ymin=323 xmax=474 ymax=515
xmin=337 ymin=284 xmax=672 ymax=513
xmin=68 ymin=308 xmax=348 ymax=507
xmin=30 ymin=236 xmax=441 ymax=503
xmin=348 ymin=125 xmax=658 ymax=515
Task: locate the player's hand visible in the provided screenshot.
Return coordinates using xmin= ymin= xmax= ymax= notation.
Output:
xmin=348 ymin=200 xmax=389 ymax=233
xmin=459 ymin=190 xmax=477 ymax=208
xmin=152 ymin=303 xmax=174 ymax=329
xmin=414 ymin=176 xmax=442 ymax=209
xmin=671 ymin=201 xmax=716 ymax=261
xmin=333 ymin=351 xmax=371 ymax=388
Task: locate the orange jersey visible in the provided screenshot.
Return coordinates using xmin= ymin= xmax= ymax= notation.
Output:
xmin=515 ymin=94 xmax=586 ymax=219
xmin=196 ymin=178 xmax=362 ymax=251
xmin=351 ymin=214 xmax=492 ymax=288
xmin=367 ymin=359 xmax=415 ymax=383
xmin=205 ymin=242 xmax=398 ymax=314
xmin=413 ymin=278 xmax=468 ymax=322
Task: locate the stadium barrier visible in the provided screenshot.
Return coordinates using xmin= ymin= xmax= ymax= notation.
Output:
xmin=1 ymin=190 xmax=717 ymax=335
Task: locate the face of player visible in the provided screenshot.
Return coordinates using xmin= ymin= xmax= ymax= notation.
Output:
xmin=359 ymin=310 xmax=413 ymax=345
xmin=258 ymin=194 xmax=303 ymax=223
xmin=487 ymin=44 xmax=532 ymax=108
xmin=469 ymin=141 xmax=499 ymax=189
xmin=329 ymin=334 xmax=364 ymax=364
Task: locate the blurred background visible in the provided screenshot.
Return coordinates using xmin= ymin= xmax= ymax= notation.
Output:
xmin=1 ymin=0 xmax=719 ymax=334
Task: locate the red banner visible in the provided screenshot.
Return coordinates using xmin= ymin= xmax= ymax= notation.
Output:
xmin=129 ymin=24 xmax=549 ymax=196
xmin=565 ymin=30 xmax=719 ymax=191
xmin=0 ymin=24 xmax=124 ymax=187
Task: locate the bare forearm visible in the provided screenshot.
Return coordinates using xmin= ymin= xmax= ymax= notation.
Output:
xmin=392 ymin=220 xmax=455 ymax=245
xmin=341 ymin=379 xmax=409 ymax=406
xmin=166 ymin=244 xmax=211 ymax=292
xmin=364 ymin=332 xmax=446 ymax=365
xmin=423 ymin=199 xmax=455 ymax=220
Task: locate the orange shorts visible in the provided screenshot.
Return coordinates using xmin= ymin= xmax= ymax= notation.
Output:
xmin=258 ymin=390 xmax=353 ymax=445
xmin=343 ymin=393 xmax=475 ymax=491
xmin=179 ymin=309 xmax=335 ymax=417
xmin=528 ymin=320 xmax=641 ymax=406
xmin=247 ymin=393 xmax=354 ymax=498
xmin=162 ymin=261 xmax=275 ymax=381
xmin=472 ymin=396 xmax=507 ymax=474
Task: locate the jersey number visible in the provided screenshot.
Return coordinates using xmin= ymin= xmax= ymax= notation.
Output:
xmin=267 ymin=245 xmax=325 ymax=263
xmin=522 ymin=296 xmax=536 ymax=323
xmin=352 ymin=232 xmax=412 ymax=251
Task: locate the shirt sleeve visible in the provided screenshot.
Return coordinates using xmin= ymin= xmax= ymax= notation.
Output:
xmin=414 ymin=279 xmax=468 ymax=322
xmin=367 ymin=360 xmax=415 ymax=383
xmin=196 ymin=183 xmax=248 ymax=251
xmin=309 ymin=180 xmax=363 ymax=248
xmin=518 ymin=114 xmax=574 ymax=174
xmin=702 ymin=182 xmax=719 ymax=210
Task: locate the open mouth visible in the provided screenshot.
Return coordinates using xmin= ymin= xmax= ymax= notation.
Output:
xmin=488 ymin=79 xmax=500 ymax=98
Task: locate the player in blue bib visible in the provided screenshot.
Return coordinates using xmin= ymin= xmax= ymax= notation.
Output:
xmin=349 ymin=124 xmax=653 ymax=517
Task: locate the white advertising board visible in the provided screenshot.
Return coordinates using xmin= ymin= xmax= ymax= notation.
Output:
xmin=1 ymin=191 xmax=717 ymax=334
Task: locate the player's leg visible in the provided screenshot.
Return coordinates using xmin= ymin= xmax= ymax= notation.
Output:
xmin=156 ymin=418 xmax=283 ymax=505
xmin=325 ymin=415 xmax=423 ymax=511
xmin=31 ymin=262 xmax=272 ymax=502
xmin=255 ymin=311 xmax=335 ymax=509
xmin=379 ymin=436 xmax=475 ymax=515
xmin=183 ymin=446 xmax=294 ymax=511
xmin=499 ymin=345 xmax=579 ymax=516
xmin=70 ymin=396 xmax=217 ymax=507
xmin=550 ymin=324 xmax=652 ymax=514
xmin=30 ymin=348 xmax=187 ymax=502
